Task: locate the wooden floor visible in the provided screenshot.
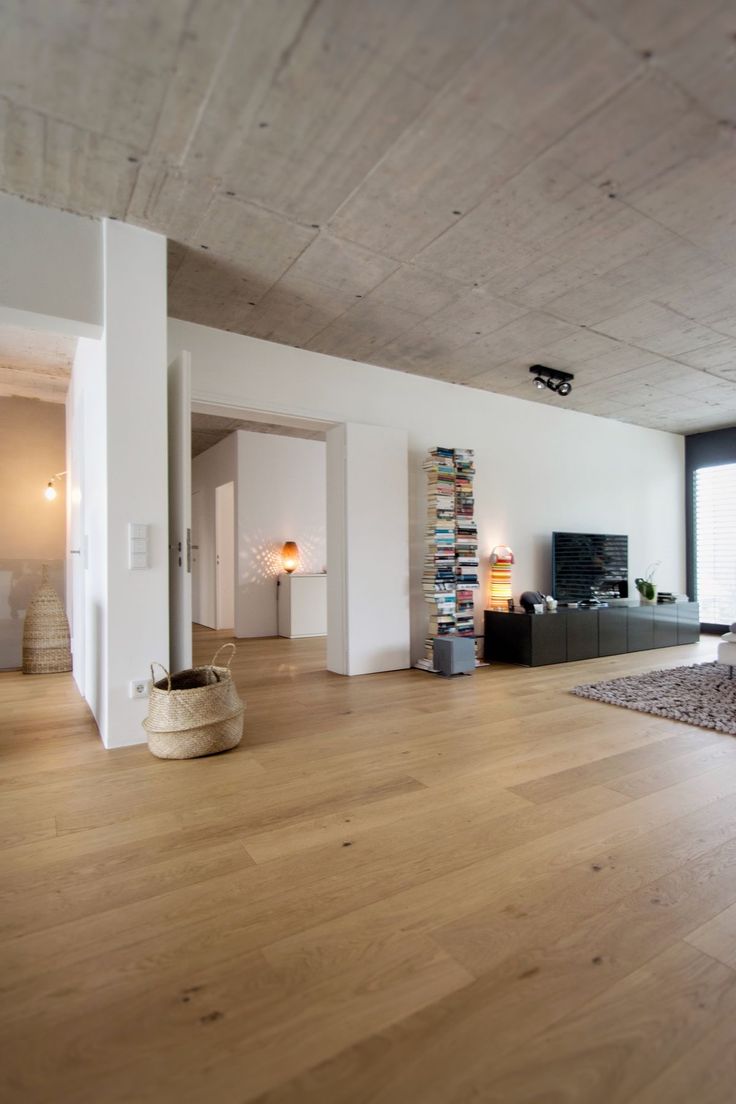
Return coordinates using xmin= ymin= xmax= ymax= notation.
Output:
xmin=2 ymin=630 xmax=736 ymax=1102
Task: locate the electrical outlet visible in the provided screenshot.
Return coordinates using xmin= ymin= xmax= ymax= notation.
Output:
xmin=129 ymin=678 xmax=151 ymax=700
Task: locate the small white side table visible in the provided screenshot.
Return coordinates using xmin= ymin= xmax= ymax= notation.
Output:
xmin=277 ymin=574 xmax=327 ymax=638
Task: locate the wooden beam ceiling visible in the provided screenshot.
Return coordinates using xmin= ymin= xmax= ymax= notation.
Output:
xmin=2 ymin=0 xmax=736 ymax=433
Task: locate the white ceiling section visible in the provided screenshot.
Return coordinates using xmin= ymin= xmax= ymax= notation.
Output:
xmin=0 ymin=324 xmax=75 ymax=402
xmin=2 ymin=0 xmax=736 ymax=433
xmin=191 ymin=412 xmax=325 ymax=458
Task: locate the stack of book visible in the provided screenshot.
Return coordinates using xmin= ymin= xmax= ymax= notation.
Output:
xmin=453 ymin=448 xmax=479 ymax=636
xmin=422 ymin=448 xmax=457 ymax=659
xmin=418 ymin=447 xmax=481 ymax=670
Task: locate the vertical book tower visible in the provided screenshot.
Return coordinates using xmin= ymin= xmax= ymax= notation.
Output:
xmin=420 ymin=447 xmax=480 ymax=669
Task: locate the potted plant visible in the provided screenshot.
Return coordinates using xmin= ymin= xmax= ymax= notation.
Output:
xmin=635 ymin=562 xmax=660 ymax=606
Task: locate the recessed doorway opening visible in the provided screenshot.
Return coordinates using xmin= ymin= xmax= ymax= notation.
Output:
xmin=189 ymin=403 xmax=333 ymax=672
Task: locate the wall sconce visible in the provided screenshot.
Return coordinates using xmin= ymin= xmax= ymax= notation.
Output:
xmin=490 ymin=545 xmax=514 ymax=609
xmin=281 ymin=541 xmax=299 ymax=574
xmin=44 ymin=471 xmax=67 ymax=501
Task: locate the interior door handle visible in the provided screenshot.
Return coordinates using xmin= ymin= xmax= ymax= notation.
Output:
xmin=69 ymin=549 xmax=81 ymax=554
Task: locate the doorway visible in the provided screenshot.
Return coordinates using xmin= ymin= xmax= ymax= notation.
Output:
xmin=191 ymin=489 xmax=204 ymax=626
xmin=182 ymin=397 xmax=411 ymax=676
xmin=215 ymin=481 xmax=235 ymax=630
xmin=0 ymin=324 xmax=73 ymax=675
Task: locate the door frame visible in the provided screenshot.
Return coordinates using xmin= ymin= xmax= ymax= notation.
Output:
xmin=215 ymin=480 xmax=235 ymax=630
xmin=168 ymin=351 xmax=193 ymax=671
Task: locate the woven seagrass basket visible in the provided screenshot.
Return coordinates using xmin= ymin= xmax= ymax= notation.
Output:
xmin=143 ymin=643 xmax=244 ymax=759
xmin=22 ymin=566 xmax=72 ymax=675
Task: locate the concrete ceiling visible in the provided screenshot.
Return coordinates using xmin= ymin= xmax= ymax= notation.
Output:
xmin=0 ymin=324 xmax=75 ymax=402
xmin=2 ymin=1 xmax=736 ymax=434
xmin=191 ymin=412 xmax=325 ymax=458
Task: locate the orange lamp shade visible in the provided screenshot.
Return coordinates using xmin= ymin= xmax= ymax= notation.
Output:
xmin=489 ymin=545 xmax=514 ymax=608
xmin=281 ymin=541 xmax=299 ymax=574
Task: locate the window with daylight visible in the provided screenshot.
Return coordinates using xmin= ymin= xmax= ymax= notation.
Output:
xmin=693 ymin=462 xmax=736 ymax=628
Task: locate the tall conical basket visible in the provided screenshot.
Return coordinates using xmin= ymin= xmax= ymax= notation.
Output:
xmin=22 ymin=565 xmax=72 ymax=675
xmin=143 ymin=644 xmax=244 ymax=759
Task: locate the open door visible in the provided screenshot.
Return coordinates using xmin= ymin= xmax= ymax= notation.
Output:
xmin=168 ymin=351 xmax=192 ymax=672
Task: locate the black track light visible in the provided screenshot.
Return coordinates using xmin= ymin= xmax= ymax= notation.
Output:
xmin=529 ymin=365 xmax=574 ymax=397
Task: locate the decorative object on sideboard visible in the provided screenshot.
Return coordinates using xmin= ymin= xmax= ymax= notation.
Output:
xmin=489 ymin=545 xmax=514 ymax=610
xmin=545 ymin=595 xmax=558 ymax=612
xmin=520 ymin=590 xmax=546 ymax=613
xmin=22 ymin=564 xmax=72 ymax=674
xmin=143 ymin=643 xmax=244 ymax=759
xmin=281 ymin=541 xmax=300 ymax=574
xmin=529 ymin=365 xmax=574 ymax=397
xmin=43 ymin=470 xmax=66 ymax=501
xmin=635 ymin=562 xmax=661 ymax=605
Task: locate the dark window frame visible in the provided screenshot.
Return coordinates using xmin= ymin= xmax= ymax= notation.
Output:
xmin=685 ymin=426 xmax=736 ymax=634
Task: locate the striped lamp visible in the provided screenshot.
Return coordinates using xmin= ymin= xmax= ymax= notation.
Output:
xmin=489 ymin=545 xmax=514 ymax=609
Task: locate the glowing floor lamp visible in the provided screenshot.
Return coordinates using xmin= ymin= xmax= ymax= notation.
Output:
xmin=489 ymin=545 xmax=514 ymax=610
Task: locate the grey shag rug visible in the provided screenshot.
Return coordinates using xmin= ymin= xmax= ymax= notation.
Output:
xmin=572 ymin=662 xmax=736 ymax=736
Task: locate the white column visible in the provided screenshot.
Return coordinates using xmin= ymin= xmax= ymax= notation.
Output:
xmin=326 ymin=422 xmax=410 ymax=675
xmin=102 ymin=220 xmax=169 ymax=747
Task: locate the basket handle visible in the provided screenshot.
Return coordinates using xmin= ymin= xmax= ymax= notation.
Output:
xmin=150 ymin=661 xmax=172 ymax=692
xmin=210 ymin=642 xmax=236 ymax=670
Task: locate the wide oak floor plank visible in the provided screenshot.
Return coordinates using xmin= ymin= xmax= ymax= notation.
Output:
xmin=1 ymin=629 xmax=734 ymax=1103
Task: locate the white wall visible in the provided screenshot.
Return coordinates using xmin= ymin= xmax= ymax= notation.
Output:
xmin=170 ymin=320 xmax=686 ymax=664
xmin=235 ymin=430 xmax=326 ymax=638
xmin=2 ymin=197 xmax=167 ymax=748
xmin=0 ymin=193 xmax=102 ymax=337
xmin=67 ymin=223 xmax=168 ymax=747
xmin=191 ymin=433 xmax=237 ymax=629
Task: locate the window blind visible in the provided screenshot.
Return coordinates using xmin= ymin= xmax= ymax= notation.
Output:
xmin=694 ymin=462 xmax=736 ymax=627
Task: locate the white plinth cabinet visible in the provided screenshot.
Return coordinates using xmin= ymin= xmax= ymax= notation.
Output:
xmin=277 ymin=574 xmax=327 ymax=638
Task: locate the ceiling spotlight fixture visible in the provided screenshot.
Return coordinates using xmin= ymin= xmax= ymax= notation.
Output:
xmin=529 ymin=365 xmax=574 ymax=397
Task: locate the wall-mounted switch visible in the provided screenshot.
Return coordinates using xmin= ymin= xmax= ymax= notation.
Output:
xmin=129 ymin=522 xmax=149 ymax=569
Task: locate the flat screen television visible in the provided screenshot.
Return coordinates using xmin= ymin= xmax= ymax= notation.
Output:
xmin=552 ymin=532 xmax=628 ymax=603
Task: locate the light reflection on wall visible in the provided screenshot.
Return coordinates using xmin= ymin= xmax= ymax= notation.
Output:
xmin=239 ymin=528 xmax=326 ymax=584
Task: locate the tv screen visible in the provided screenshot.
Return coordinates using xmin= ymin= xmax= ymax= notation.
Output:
xmin=552 ymin=532 xmax=628 ymax=602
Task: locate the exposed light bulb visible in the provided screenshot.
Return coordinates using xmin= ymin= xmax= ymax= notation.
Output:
xmin=44 ymin=482 xmax=57 ymax=501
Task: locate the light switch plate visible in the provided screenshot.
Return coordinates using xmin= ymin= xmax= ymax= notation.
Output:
xmin=128 ymin=522 xmax=149 ymax=570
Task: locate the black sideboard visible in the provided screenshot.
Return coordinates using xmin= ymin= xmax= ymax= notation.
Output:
xmin=484 ymin=602 xmax=699 ymax=667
